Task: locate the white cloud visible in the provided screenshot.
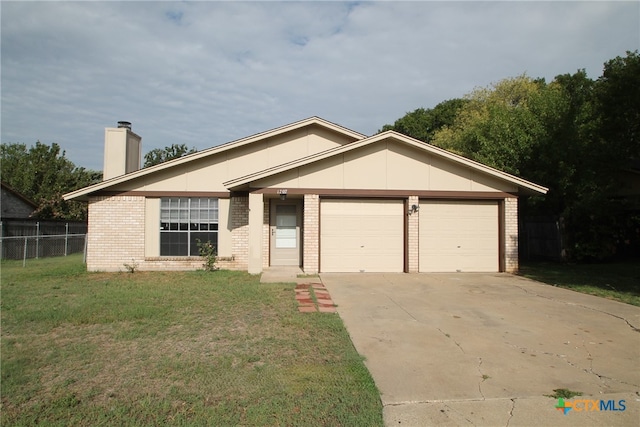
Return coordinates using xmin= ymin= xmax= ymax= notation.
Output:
xmin=2 ymin=1 xmax=638 ymax=170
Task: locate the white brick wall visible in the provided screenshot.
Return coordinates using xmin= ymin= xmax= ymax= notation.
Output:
xmin=407 ymin=196 xmax=419 ymax=273
xmin=303 ymin=194 xmax=319 ymax=274
xmin=86 ymin=194 xmax=520 ymax=274
xmin=87 ymin=196 xmax=145 ymax=271
xmin=229 ymin=195 xmax=249 ymax=270
xmin=87 ymin=195 xmax=249 ymax=272
xmin=262 ymin=200 xmax=270 ymax=268
xmin=504 ymin=197 xmax=519 ymax=273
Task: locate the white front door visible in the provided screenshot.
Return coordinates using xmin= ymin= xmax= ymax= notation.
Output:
xmin=270 ymin=201 xmax=301 ymax=266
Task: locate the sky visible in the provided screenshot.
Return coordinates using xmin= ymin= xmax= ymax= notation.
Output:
xmin=1 ymin=1 xmax=639 ymax=171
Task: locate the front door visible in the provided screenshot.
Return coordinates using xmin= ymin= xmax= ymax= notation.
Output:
xmin=270 ymin=201 xmax=302 ymax=266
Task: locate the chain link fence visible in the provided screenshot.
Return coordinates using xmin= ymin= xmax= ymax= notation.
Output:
xmin=1 ymin=220 xmax=87 ymax=266
xmin=1 ymin=234 xmax=87 ymax=266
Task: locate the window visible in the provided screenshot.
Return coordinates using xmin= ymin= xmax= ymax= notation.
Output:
xmin=160 ymin=198 xmax=218 ymax=256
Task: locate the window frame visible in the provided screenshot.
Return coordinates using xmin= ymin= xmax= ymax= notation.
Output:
xmin=160 ymin=197 xmax=219 ymax=256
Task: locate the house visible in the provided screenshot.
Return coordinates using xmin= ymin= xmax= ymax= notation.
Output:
xmin=64 ymin=118 xmax=547 ymax=274
xmin=1 ymin=182 xmax=38 ymax=220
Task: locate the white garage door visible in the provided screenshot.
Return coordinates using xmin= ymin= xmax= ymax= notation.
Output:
xmin=321 ymin=199 xmax=404 ymax=273
xmin=419 ymin=200 xmax=499 ymax=272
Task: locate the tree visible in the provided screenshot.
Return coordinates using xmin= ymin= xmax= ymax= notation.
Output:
xmin=431 ymin=75 xmax=563 ymax=177
xmin=381 ymin=53 xmax=640 ymax=261
xmin=1 ymin=141 xmax=102 ymax=220
xmin=143 ymin=143 xmax=197 ymax=167
xmin=379 ymin=98 xmax=468 ymax=143
xmin=595 ymin=50 xmax=640 ymax=164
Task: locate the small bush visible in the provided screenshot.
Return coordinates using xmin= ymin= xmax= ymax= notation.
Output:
xmin=197 ymin=239 xmax=218 ymax=271
xmin=123 ymin=259 xmax=138 ymax=273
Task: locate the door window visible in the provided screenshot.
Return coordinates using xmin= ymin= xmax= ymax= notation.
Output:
xmin=275 ymin=204 xmax=297 ymax=248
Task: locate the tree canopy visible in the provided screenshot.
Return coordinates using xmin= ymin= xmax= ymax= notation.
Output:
xmin=144 ymin=144 xmax=197 ymax=168
xmin=382 ymin=51 xmax=640 ymax=261
xmin=380 ymin=98 xmax=468 ymax=143
xmin=1 ymin=141 xmax=102 ymax=220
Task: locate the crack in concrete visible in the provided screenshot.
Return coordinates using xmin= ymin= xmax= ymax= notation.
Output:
xmin=513 ymin=285 xmax=640 ymax=332
xmin=384 ymin=397 xmax=522 ymax=406
xmin=580 ymin=338 xmax=605 ymax=386
xmin=580 ymin=305 xmax=640 ymax=333
xmin=504 ymin=340 xmax=640 ymax=388
xmin=437 ymin=327 xmax=466 ymax=353
xmin=477 ymin=357 xmax=486 ymax=400
xmin=384 ymin=294 xmax=419 ymax=322
xmin=505 ymin=398 xmax=516 ymax=427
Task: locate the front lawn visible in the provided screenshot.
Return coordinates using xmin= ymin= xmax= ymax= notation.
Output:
xmin=519 ymin=259 xmax=640 ymax=306
xmin=1 ymin=255 xmax=383 ymax=426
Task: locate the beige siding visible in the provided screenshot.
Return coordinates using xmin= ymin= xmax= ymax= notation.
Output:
xmin=343 ymin=144 xmax=387 ymax=188
xmin=419 ymin=200 xmax=499 ymax=272
xmin=386 ymin=144 xmax=430 ymax=190
xmin=299 ymin=156 xmax=345 ymax=188
xmin=144 ymin=198 xmax=160 ymax=257
xmin=218 ymin=198 xmax=232 ymax=257
xmin=252 ymin=140 xmax=519 ymax=193
xmin=110 ymin=126 xmax=353 ymax=193
xmin=320 ymin=199 xmax=404 ymax=273
xmin=103 ymin=128 xmax=141 ymax=180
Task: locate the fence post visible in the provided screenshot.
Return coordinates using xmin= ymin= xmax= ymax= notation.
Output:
xmin=23 ymin=236 xmax=28 ymax=267
xmin=65 ymin=223 xmax=69 ymax=256
xmin=36 ymin=222 xmax=40 ymax=259
xmin=83 ymin=234 xmax=88 ymax=264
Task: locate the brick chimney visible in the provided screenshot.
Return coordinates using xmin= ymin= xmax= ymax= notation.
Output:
xmin=103 ymin=121 xmax=142 ymax=180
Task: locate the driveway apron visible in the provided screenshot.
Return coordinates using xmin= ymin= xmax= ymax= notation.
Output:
xmin=321 ymin=273 xmax=640 ymax=426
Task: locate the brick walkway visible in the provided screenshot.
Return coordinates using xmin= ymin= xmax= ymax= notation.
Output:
xmin=295 ymin=283 xmax=337 ymax=313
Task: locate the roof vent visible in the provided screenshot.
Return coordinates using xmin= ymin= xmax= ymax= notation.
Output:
xmin=117 ymin=121 xmax=132 ymax=130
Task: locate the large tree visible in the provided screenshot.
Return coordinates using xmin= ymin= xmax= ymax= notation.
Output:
xmin=431 ymin=75 xmax=565 ymax=177
xmin=379 ymin=98 xmax=468 ymax=143
xmin=385 ymin=52 xmax=640 ymax=260
xmin=596 ymin=50 xmax=640 ymax=164
xmin=143 ymin=143 xmax=197 ymax=167
xmin=0 ymin=142 xmax=101 ymax=220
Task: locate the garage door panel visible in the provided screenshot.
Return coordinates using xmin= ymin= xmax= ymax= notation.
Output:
xmin=420 ymin=200 xmax=498 ymax=272
xmin=321 ymin=200 xmax=403 ymax=273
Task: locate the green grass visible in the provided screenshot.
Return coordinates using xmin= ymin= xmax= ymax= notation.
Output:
xmin=519 ymin=259 xmax=640 ymax=306
xmin=1 ymin=255 xmax=383 ymax=426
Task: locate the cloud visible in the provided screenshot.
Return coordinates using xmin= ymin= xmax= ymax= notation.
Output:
xmin=1 ymin=1 xmax=638 ymax=170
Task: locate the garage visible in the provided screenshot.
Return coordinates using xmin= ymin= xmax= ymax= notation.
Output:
xmin=419 ymin=200 xmax=499 ymax=272
xmin=320 ymin=199 xmax=404 ymax=273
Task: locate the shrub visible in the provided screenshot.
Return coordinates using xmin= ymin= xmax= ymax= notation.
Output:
xmin=197 ymin=239 xmax=218 ymax=271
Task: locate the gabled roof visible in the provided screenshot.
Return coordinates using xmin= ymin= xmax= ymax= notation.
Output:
xmin=64 ymin=117 xmax=365 ymax=200
xmin=1 ymin=182 xmax=38 ymax=209
xmin=223 ymin=131 xmax=549 ymax=195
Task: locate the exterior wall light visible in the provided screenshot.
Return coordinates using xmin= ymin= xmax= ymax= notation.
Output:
xmin=278 ymin=189 xmax=288 ymax=200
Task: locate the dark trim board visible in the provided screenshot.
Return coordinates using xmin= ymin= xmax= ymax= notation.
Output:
xmin=96 ymin=191 xmax=231 ymax=198
xmin=255 ymin=188 xmax=518 ymax=199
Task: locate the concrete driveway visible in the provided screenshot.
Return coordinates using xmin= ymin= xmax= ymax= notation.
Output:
xmin=321 ymin=273 xmax=640 ymax=426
